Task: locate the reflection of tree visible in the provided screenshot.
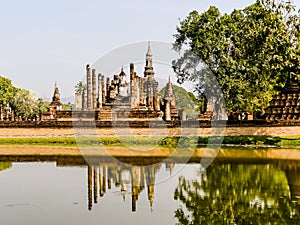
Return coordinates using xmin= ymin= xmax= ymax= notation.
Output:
xmin=174 ymin=164 xmax=300 ymax=224
xmin=0 ymin=162 xmax=12 ymax=172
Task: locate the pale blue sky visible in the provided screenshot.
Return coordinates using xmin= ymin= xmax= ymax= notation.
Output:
xmin=0 ymin=0 xmax=299 ymax=100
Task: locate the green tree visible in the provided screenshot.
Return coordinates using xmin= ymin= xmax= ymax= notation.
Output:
xmin=173 ymin=0 xmax=300 ymax=115
xmin=0 ymin=162 xmax=12 ymax=172
xmin=174 ymin=164 xmax=300 ymax=224
xmin=11 ymin=89 xmax=38 ymax=119
xmin=63 ymin=102 xmax=74 ymax=111
xmin=0 ymin=76 xmax=19 ymax=107
xmin=75 ymin=81 xmax=86 ymax=94
xmin=33 ymin=98 xmax=49 ymax=115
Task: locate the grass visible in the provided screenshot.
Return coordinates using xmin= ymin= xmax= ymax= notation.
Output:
xmin=0 ymin=135 xmax=299 ymax=148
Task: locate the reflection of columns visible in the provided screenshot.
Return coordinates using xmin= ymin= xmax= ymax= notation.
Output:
xmin=92 ymin=69 xmax=97 ymax=109
xmin=98 ymin=74 xmax=102 ymax=109
xmin=166 ymin=163 xmax=174 ymax=176
xmin=99 ymin=165 xmax=106 ymax=197
xmin=131 ymin=167 xmax=139 ymax=212
xmin=140 ymin=168 xmax=145 ymax=190
xmin=147 ymin=184 xmax=154 ymax=209
xmin=145 ymin=166 xmax=156 ymax=209
xmin=88 ymin=166 xmax=93 ymax=211
xmin=103 ymin=166 xmax=107 ymax=193
xmin=132 ymin=187 xmax=138 ymax=212
xmin=93 ymin=167 xmax=98 ymax=204
xmin=115 ymin=168 xmax=121 ymax=187
xmin=107 ymin=167 xmax=112 ymax=189
xmin=86 ymin=65 xmax=92 ymax=109
xmin=286 ymin=168 xmax=300 ymax=204
xmin=99 ymin=165 xmax=104 ymax=197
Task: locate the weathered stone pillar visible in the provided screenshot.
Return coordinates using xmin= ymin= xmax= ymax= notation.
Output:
xmin=101 ymin=75 xmax=105 ymax=103
xmin=165 ymin=101 xmax=171 ymax=121
xmin=106 ymin=78 xmax=110 ymax=102
xmin=75 ymin=93 xmax=82 ymax=110
xmin=154 ymin=96 xmax=160 ymax=111
xmin=136 ymin=76 xmax=140 ymax=105
xmin=139 ymin=77 xmax=145 ymax=106
xmin=92 ymin=69 xmax=97 ymax=109
xmin=86 ymin=65 xmax=92 ymax=109
xmin=130 ymin=63 xmax=139 ymax=108
xmin=82 ymin=88 xmax=86 ymax=109
xmin=97 ymin=74 xmax=102 ymax=109
xmin=130 ymin=63 xmax=134 ymax=80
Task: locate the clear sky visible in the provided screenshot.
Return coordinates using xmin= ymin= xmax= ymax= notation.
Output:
xmin=1 ymin=0 xmax=299 ymax=100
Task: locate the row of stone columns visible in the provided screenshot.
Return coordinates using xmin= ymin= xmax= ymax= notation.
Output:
xmin=85 ymin=65 xmax=104 ymax=110
xmin=87 ymin=164 xmax=160 ymax=211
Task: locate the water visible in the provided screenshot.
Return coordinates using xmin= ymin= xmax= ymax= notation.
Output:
xmin=0 ymin=156 xmax=299 ymax=225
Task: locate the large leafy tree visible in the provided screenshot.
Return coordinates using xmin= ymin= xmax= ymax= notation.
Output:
xmin=11 ymin=89 xmax=38 ymax=119
xmin=174 ymin=164 xmax=300 ymax=224
xmin=0 ymin=76 xmax=19 ymax=107
xmin=173 ymin=0 xmax=300 ymax=115
xmin=0 ymin=75 xmax=47 ymax=120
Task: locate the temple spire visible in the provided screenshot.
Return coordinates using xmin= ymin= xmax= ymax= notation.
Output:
xmin=53 ymin=82 xmax=60 ymax=102
xmin=144 ymin=41 xmax=154 ymax=78
xmin=146 ymin=41 xmax=152 ymax=58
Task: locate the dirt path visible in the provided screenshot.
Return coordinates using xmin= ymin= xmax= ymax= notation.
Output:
xmin=0 ymin=145 xmax=300 ymax=161
xmin=0 ymin=126 xmax=299 ymax=138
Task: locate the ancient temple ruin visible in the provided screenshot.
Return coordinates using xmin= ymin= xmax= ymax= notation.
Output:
xmin=265 ymin=82 xmax=300 ymax=121
xmin=41 ymin=83 xmax=64 ymax=120
xmin=161 ymin=76 xmax=179 ymax=121
xmin=74 ymin=43 xmax=178 ymax=121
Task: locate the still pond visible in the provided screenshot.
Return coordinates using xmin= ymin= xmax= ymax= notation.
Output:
xmin=0 ymin=155 xmax=299 ymax=225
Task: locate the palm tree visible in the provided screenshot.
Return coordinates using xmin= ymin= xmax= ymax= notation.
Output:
xmin=74 ymin=81 xmax=86 ymax=94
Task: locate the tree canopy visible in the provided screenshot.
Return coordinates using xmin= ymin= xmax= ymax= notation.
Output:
xmin=75 ymin=81 xmax=86 ymax=94
xmin=0 ymin=75 xmax=47 ymax=119
xmin=11 ymin=89 xmax=38 ymax=119
xmin=0 ymin=76 xmax=18 ymax=107
xmin=173 ymin=0 xmax=300 ymax=115
xmin=174 ymin=164 xmax=299 ymax=224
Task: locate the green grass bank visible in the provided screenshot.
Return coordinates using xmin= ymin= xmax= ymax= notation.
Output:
xmin=0 ymin=135 xmax=299 ymax=148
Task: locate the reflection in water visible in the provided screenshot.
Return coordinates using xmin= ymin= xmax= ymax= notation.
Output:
xmin=86 ymin=162 xmax=172 ymax=212
xmin=0 ymin=162 xmax=12 ymax=172
xmin=1 ymin=155 xmax=300 ymax=224
xmin=174 ymin=163 xmax=300 ymax=224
